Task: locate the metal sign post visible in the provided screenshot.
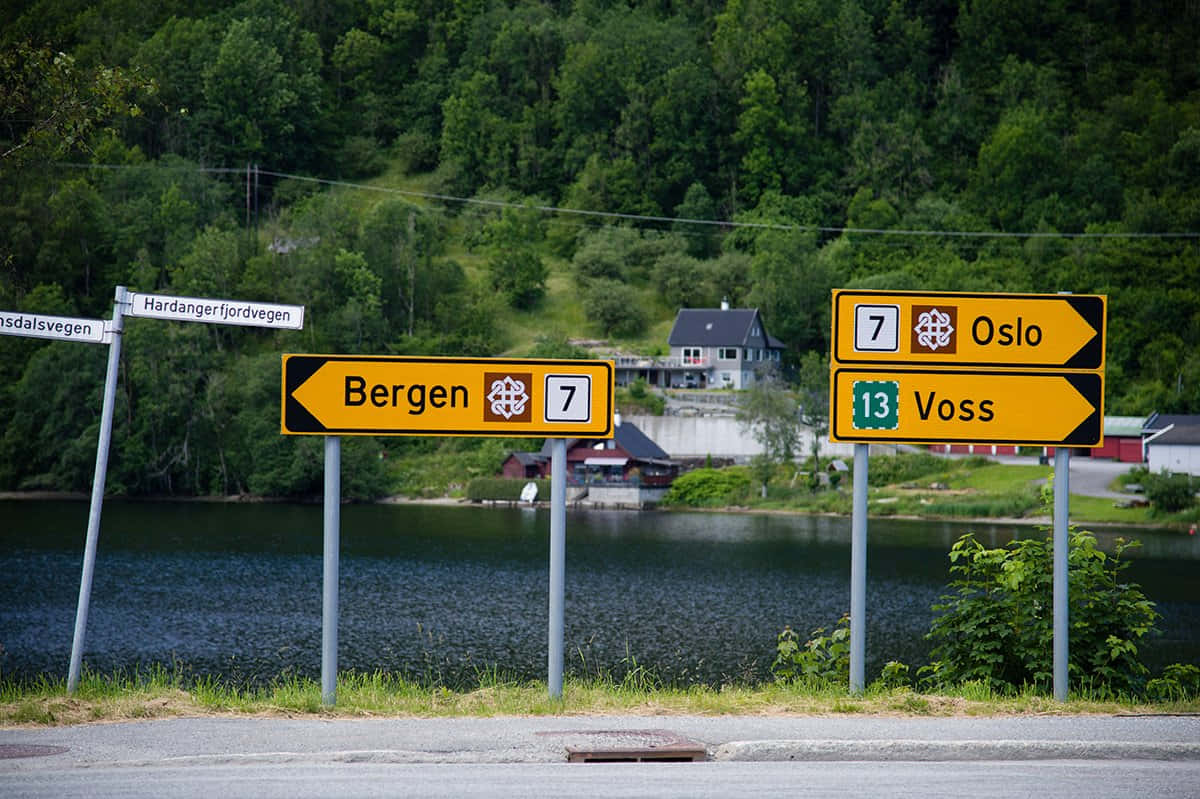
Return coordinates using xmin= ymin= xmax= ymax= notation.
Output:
xmin=67 ymin=286 xmax=128 ymax=693
xmin=849 ymin=443 xmax=869 ymax=693
xmin=323 ymin=436 xmax=340 ymax=706
xmin=548 ymin=439 xmax=567 ymax=699
xmin=0 ymin=301 xmax=119 ymax=695
xmin=15 ymin=286 xmax=304 ymax=693
xmin=830 ymin=288 xmax=1106 ymax=700
xmin=5 ymin=287 xmax=305 ymax=693
xmin=281 ymin=354 xmax=614 ymax=703
xmin=1053 ymin=445 xmax=1070 ymax=701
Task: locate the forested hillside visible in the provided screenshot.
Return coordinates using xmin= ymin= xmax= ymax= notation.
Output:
xmin=2 ymin=0 xmax=1198 ymax=497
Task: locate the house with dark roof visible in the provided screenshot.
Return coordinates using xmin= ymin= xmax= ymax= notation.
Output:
xmin=613 ymin=301 xmax=786 ymax=389
xmin=1145 ymin=423 xmax=1200 ymax=477
xmin=500 ymin=415 xmax=678 ymax=487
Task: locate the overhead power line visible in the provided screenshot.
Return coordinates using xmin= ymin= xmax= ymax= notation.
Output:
xmin=56 ymin=161 xmax=1200 ymax=240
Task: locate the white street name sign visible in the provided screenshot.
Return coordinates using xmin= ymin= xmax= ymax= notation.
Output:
xmin=0 ymin=310 xmax=110 ymax=344
xmin=127 ymin=291 xmax=304 ymax=330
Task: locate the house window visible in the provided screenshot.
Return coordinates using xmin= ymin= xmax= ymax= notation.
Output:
xmin=682 ymin=347 xmax=703 ymax=365
xmin=718 ymin=347 xmax=738 ymax=360
xmin=721 ymin=372 xmax=732 ymax=386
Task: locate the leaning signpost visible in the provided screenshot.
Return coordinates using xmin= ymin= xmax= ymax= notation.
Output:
xmin=2 ymin=286 xmax=305 ymax=694
xmin=281 ymin=354 xmax=615 ymax=703
xmin=829 ymin=289 xmax=1106 ymax=699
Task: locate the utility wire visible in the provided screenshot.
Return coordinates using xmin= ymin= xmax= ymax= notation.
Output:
xmin=55 ymin=161 xmax=1200 ymax=240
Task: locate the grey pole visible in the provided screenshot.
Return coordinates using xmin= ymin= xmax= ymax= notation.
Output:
xmin=548 ymin=438 xmax=567 ymax=699
xmin=1053 ymin=444 xmax=1070 ymax=701
xmin=68 ymin=285 xmax=128 ymax=694
xmin=322 ymin=435 xmax=341 ymax=706
xmin=849 ymin=442 xmax=869 ymax=693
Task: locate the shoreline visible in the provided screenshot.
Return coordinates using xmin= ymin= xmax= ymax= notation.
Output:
xmin=0 ymin=491 xmax=1181 ymax=531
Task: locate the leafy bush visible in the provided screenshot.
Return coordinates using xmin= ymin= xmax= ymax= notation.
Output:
xmin=924 ymin=529 xmax=1159 ymax=695
xmin=771 ymin=615 xmax=850 ymax=684
xmin=1142 ymin=470 xmax=1197 ymax=513
xmin=466 ymin=477 xmax=551 ymax=502
xmin=1145 ymin=663 xmax=1200 ymax=702
xmin=874 ymin=660 xmax=912 ymax=690
xmin=616 ymin=379 xmax=665 ymax=415
xmin=661 ymin=467 xmax=750 ymax=507
xmin=582 ymin=279 xmax=647 ymax=338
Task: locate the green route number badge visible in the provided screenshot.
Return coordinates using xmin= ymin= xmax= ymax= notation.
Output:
xmin=852 ymin=380 xmax=899 ymax=430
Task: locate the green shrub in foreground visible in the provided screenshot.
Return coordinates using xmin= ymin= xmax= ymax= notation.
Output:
xmin=923 ymin=528 xmax=1158 ymax=696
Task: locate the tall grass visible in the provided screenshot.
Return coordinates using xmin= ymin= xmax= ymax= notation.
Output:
xmin=4 ymin=665 xmax=1197 ymax=725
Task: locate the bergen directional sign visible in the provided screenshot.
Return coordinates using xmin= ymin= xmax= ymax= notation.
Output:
xmin=831 ymin=368 xmax=1103 ymax=446
xmin=282 ymin=354 xmax=614 ymax=438
xmin=829 ymin=289 xmax=1106 ymax=446
xmin=832 ymin=290 xmax=1105 ymax=370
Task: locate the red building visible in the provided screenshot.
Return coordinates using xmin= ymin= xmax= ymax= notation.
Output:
xmin=501 ymin=418 xmax=678 ymax=486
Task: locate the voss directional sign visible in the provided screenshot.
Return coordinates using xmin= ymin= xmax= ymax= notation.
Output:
xmin=833 ymin=290 xmax=1105 ymax=370
xmin=282 ymin=354 xmax=614 ymax=438
xmin=829 ymin=289 xmax=1106 ymax=446
xmin=832 ymin=369 xmax=1102 ymax=446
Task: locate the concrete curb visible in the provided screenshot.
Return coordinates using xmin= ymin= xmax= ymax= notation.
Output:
xmin=712 ymin=739 xmax=1200 ymax=762
xmin=88 ymin=750 xmax=543 ymax=768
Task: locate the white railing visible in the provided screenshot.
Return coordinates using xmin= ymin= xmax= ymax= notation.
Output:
xmin=614 ymin=355 xmax=709 ymax=370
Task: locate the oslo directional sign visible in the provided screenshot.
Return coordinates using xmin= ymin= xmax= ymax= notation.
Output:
xmin=830 ymin=368 xmax=1103 ymax=446
xmin=832 ymin=290 xmax=1105 ymax=370
xmin=282 ymin=354 xmax=614 ymax=438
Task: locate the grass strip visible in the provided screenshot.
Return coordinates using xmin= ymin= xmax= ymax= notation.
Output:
xmin=3 ymin=668 xmax=1197 ymax=726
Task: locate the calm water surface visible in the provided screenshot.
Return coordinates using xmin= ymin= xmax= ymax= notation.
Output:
xmin=1 ymin=499 xmax=1197 ymax=686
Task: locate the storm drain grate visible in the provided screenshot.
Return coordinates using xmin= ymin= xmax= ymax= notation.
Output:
xmin=539 ymin=729 xmax=707 ymax=763
xmin=0 ymin=744 xmax=69 ymax=760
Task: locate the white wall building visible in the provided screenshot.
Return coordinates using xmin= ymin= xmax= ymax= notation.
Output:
xmin=1145 ymin=424 xmax=1200 ymax=477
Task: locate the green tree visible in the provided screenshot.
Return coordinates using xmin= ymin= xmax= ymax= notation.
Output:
xmin=482 ymin=206 xmax=548 ymax=310
xmin=652 ymin=251 xmax=708 ymax=310
xmin=795 ymin=349 xmax=829 ymax=471
xmin=673 ymin=181 xmax=721 ymax=258
xmin=582 ymin=278 xmax=646 ymax=339
xmin=200 ymin=9 xmax=322 ymax=168
xmin=737 ymin=368 xmax=801 ymax=469
xmin=0 ymin=41 xmax=153 ymax=169
xmin=733 ymin=69 xmax=803 ymax=206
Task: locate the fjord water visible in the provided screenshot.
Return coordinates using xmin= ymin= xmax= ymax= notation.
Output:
xmin=2 ymin=499 xmax=1197 ymax=686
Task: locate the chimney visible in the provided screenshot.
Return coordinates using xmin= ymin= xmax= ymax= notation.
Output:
xmin=614 ymin=411 xmax=622 ymax=428
xmin=720 ymin=297 xmax=729 ymax=311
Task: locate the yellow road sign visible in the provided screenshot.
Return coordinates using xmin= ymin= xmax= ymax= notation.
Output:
xmin=832 ymin=290 xmax=1105 ymax=370
xmin=282 ymin=355 xmax=614 ymax=437
xmin=829 ymin=368 xmax=1103 ymax=446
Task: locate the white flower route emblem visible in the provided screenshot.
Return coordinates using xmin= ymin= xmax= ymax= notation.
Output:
xmin=487 ymin=375 xmax=529 ymax=420
xmin=913 ymin=307 xmax=955 ymax=351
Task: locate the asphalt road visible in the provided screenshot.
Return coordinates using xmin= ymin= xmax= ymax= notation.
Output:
xmin=3 ymin=715 xmax=1199 ymax=797
xmin=7 ymin=760 xmax=1200 ymax=799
